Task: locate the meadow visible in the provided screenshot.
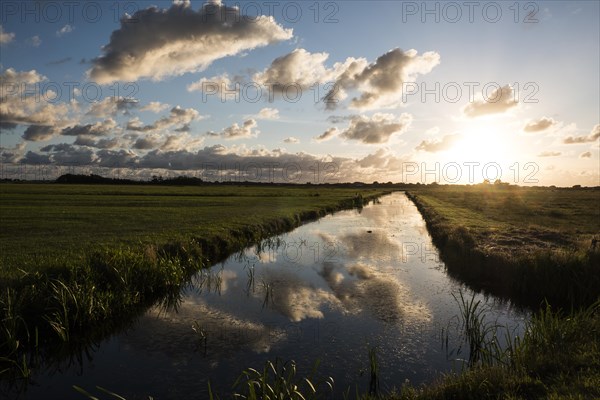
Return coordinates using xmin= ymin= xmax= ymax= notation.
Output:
xmin=0 ymin=182 xmax=385 ymax=380
xmin=406 ymin=184 xmax=600 ymax=308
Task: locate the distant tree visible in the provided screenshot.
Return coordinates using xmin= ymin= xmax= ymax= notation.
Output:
xmin=482 ymin=179 xmax=491 ymax=185
xmin=572 ymin=184 xmax=582 ymax=188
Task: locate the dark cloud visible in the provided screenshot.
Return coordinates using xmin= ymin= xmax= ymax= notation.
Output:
xmin=580 ymin=151 xmax=592 ymax=158
xmin=463 ymin=85 xmax=518 ymax=117
xmin=13 ymin=143 xmax=411 ymax=183
xmin=0 ymin=142 xmax=26 ymax=163
xmin=96 ymin=149 xmax=137 ymax=168
xmin=0 ymin=121 xmax=18 ymax=131
xmin=133 ymin=135 xmax=162 ymax=150
xmin=563 ymin=124 xmax=600 ymax=144
xmin=416 ymin=133 xmax=461 ymax=152
xmin=314 ymin=127 xmax=339 ymax=142
xmin=22 ymin=125 xmax=58 ymax=141
xmin=339 ymin=113 xmax=412 ymax=144
xmin=126 ymin=106 xmax=200 ymax=132
xmin=74 ymin=136 xmax=120 ymax=149
xmin=40 ymin=143 xmax=74 ymax=152
xmin=61 ymin=119 xmax=117 ymax=137
xmin=88 ymin=1 xmax=292 ymax=84
xmin=21 ymin=151 xmax=51 ymax=164
xmin=40 ymin=143 xmax=96 ymax=165
xmin=87 ymin=97 xmax=139 ymax=117
xmin=523 ymin=117 xmax=556 ymax=132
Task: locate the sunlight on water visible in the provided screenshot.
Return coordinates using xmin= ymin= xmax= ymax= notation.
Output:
xmin=24 ymin=193 xmax=528 ymax=399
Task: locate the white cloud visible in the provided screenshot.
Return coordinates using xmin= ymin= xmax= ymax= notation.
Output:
xmin=0 ymin=25 xmax=15 ymax=44
xmin=161 ymin=132 xmax=204 ymax=151
xmin=329 ymin=48 xmax=440 ymax=110
xmin=208 ymin=119 xmax=259 ymax=140
xmin=563 ymin=124 xmax=600 ymax=144
xmin=56 ymin=24 xmax=74 ymax=37
xmin=255 ymin=47 xmax=439 ymax=110
xmin=463 ymin=85 xmax=518 ymax=117
xmin=89 ymin=2 xmax=292 ymax=84
xmin=524 ymin=117 xmax=556 ymax=132
xmin=255 ymin=107 xmax=280 ymax=120
xmin=26 ymin=35 xmax=42 ymax=47
xmin=416 ymin=133 xmax=461 ymax=152
xmin=253 ymin=49 xmax=336 ymax=92
xmin=283 ymin=137 xmax=299 ymax=144
xmin=140 ymin=101 xmax=171 ymax=113
xmin=0 ymin=68 xmax=71 ymax=129
xmin=187 ymin=73 xmax=240 ymax=101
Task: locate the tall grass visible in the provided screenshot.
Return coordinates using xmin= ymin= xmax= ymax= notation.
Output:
xmin=443 ymin=291 xmax=519 ymax=369
xmin=231 ymin=359 xmax=335 ymax=400
xmin=408 ymin=298 xmax=600 ymax=399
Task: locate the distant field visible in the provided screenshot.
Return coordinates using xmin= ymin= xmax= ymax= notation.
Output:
xmin=411 ymin=185 xmax=600 ymax=250
xmin=0 ymin=183 xmax=382 ymax=273
xmin=407 ymin=185 xmax=600 ymax=307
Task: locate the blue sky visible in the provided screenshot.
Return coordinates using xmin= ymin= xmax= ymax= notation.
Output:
xmin=1 ymin=0 xmax=598 ymax=185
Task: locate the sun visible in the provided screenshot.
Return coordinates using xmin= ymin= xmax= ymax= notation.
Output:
xmin=446 ymin=123 xmax=512 ymax=165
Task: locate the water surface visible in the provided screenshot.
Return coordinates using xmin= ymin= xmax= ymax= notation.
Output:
xmin=22 ymin=192 xmax=526 ymax=398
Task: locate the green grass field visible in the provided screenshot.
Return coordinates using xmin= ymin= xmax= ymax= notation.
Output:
xmin=0 ymin=183 xmax=386 ymax=380
xmin=409 ymin=185 xmax=599 ymax=249
xmin=0 ymin=184 xmax=382 ymax=267
xmin=406 ymin=185 xmax=600 ymax=308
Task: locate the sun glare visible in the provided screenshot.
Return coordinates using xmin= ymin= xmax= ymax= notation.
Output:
xmin=446 ymin=123 xmax=512 ymax=165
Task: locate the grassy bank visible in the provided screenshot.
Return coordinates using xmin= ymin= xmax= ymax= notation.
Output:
xmin=0 ymin=183 xmax=387 ymax=380
xmin=391 ymin=184 xmax=600 ymax=399
xmin=405 ymin=185 xmax=600 ymax=309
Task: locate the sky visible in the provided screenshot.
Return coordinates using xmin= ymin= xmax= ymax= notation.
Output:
xmin=0 ymin=0 xmax=598 ymax=185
